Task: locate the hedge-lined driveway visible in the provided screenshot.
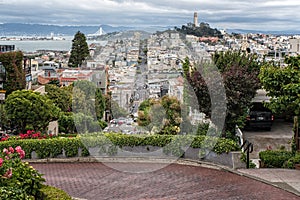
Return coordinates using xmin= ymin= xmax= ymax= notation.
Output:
xmin=31 ymin=162 xmax=299 ymax=200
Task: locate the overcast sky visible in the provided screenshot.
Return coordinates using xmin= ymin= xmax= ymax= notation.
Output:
xmin=1 ymin=0 xmax=300 ymax=31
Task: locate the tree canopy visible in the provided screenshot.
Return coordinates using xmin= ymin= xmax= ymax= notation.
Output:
xmin=0 ymin=51 xmax=26 ymax=95
xmin=184 ymin=51 xmax=262 ymax=137
xmin=259 ymin=56 xmax=300 ymax=116
xmin=72 ymin=80 xmax=107 ymax=133
xmin=4 ymin=90 xmax=60 ymax=133
xmin=45 ymin=84 xmax=72 ymax=112
xmin=138 ymin=96 xmax=182 ymax=135
xmin=68 ymin=31 xmax=89 ymax=68
xmin=175 ymin=22 xmax=222 ymax=38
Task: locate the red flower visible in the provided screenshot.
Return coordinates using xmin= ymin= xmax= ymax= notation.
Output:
xmin=3 ymin=168 xmax=12 ymax=178
xmin=15 ymin=146 xmax=22 ymax=152
xmin=18 ymin=150 xmax=25 ymax=159
xmin=9 ymin=146 xmax=14 ymax=153
xmin=3 ymin=148 xmax=8 ymax=154
xmin=0 ymin=158 xmax=3 ymax=167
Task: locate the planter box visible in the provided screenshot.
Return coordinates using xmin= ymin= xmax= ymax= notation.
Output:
xmin=295 ymin=164 xmax=300 ymax=170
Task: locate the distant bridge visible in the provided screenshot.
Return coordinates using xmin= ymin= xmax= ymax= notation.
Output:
xmin=87 ymin=27 xmax=105 ymax=37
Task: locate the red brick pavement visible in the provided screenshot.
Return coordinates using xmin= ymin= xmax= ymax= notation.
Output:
xmin=31 ymin=162 xmax=300 ymax=200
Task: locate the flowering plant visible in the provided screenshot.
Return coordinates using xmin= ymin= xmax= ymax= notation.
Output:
xmin=1 ymin=130 xmax=54 ymax=142
xmin=0 ymin=146 xmax=45 ymax=199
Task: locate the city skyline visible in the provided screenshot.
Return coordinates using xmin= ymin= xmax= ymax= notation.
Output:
xmin=0 ymin=0 xmax=300 ymax=31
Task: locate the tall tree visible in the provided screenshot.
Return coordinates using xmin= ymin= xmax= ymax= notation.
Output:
xmin=259 ymin=57 xmax=300 ymax=149
xmin=68 ymin=31 xmax=89 ymax=68
xmin=0 ymin=51 xmax=26 ymax=95
xmin=4 ymin=90 xmax=60 ymax=133
xmin=184 ymin=51 xmax=262 ymax=137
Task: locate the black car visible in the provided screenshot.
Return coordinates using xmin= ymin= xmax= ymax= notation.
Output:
xmin=245 ymin=102 xmax=274 ymax=131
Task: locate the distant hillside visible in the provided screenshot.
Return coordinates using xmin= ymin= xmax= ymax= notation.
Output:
xmin=0 ymin=23 xmax=171 ymax=36
xmin=227 ymin=28 xmax=300 ymax=35
xmin=175 ymin=22 xmax=222 ymax=38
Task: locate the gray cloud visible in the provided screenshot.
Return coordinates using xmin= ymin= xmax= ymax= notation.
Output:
xmin=0 ymin=0 xmax=300 ymax=31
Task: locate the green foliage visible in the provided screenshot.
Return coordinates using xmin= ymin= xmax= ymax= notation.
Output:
xmin=259 ymin=150 xmax=293 ymax=168
xmin=108 ymin=97 xmax=128 ymax=119
xmin=138 ymin=96 xmax=182 ymax=135
xmin=0 ymin=186 xmax=33 ymax=200
xmin=196 ymin=123 xmax=209 ymax=135
xmin=47 ymin=79 xmax=60 ymax=87
xmin=259 ymin=60 xmax=300 ymax=116
xmin=45 ymin=84 xmax=72 ymax=112
xmin=175 ymin=22 xmax=222 ymax=38
xmin=182 ymin=56 xmax=190 ymax=75
xmin=240 ymin=152 xmax=256 ymax=168
xmin=68 ymin=31 xmax=89 ymax=68
xmin=0 ymin=147 xmax=45 ymax=199
xmin=73 ymin=80 xmax=106 ymax=119
xmin=0 ymin=51 xmax=26 ymax=95
xmin=4 ymin=90 xmax=61 ymax=133
xmin=0 ymin=138 xmax=90 ymax=159
xmin=0 ymin=134 xmax=239 ymax=159
xmin=184 ymin=51 xmax=261 ymax=137
xmin=58 ymin=112 xmax=76 ymax=133
xmin=71 ymin=80 xmax=107 ymax=133
xmin=39 ymin=185 xmax=72 ymax=200
xmin=283 ymin=153 xmax=300 ymax=169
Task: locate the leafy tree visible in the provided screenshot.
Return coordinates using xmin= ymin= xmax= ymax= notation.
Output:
xmin=259 ymin=57 xmax=300 ymax=149
xmin=58 ymin=112 xmax=76 ymax=133
xmin=73 ymin=80 xmax=105 ymax=119
xmin=45 ymin=84 xmax=72 ymax=112
xmin=110 ymin=99 xmax=128 ymax=119
xmin=95 ymin=88 xmax=105 ymax=120
xmin=0 ymin=51 xmax=26 ymax=95
xmin=48 ymin=79 xmax=60 ymax=87
xmin=4 ymin=90 xmax=60 ymax=133
xmin=259 ymin=63 xmax=300 ymax=116
xmin=72 ymin=80 xmax=106 ymax=133
xmin=138 ymin=96 xmax=182 ymax=135
xmin=68 ymin=31 xmax=89 ymax=68
xmin=184 ymin=51 xmax=262 ymax=137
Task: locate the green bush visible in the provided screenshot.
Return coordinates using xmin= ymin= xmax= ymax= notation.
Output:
xmin=0 ymin=186 xmax=33 ymax=200
xmin=259 ymin=150 xmax=294 ymax=168
xmin=39 ymin=185 xmax=72 ymax=200
xmin=0 ymin=146 xmax=45 ymax=199
xmin=0 ymin=133 xmax=239 ymax=159
xmin=283 ymin=153 xmax=300 ymax=169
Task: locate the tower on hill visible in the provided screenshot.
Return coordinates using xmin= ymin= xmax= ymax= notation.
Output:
xmin=194 ymin=12 xmax=199 ymax=27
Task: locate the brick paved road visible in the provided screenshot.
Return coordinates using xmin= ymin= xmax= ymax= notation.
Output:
xmin=31 ymin=162 xmax=300 ymax=200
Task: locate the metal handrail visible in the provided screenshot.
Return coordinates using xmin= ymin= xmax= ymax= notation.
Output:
xmin=241 ymin=140 xmax=253 ymax=169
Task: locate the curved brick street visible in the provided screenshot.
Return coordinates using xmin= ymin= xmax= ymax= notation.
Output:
xmin=31 ymin=162 xmax=299 ymax=200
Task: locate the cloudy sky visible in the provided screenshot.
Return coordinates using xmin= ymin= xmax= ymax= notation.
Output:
xmin=0 ymin=0 xmax=300 ymax=31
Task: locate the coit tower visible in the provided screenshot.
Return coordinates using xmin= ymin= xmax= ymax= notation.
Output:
xmin=194 ymin=12 xmax=198 ymax=27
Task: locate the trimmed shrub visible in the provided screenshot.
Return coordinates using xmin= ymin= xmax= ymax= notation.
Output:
xmin=0 ymin=133 xmax=240 ymax=159
xmin=39 ymin=185 xmax=72 ymax=200
xmin=259 ymin=150 xmax=294 ymax=168
xmin=283 ymin=153 xmax=300 ymax=169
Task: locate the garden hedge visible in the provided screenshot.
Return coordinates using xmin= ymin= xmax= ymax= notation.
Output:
xmin=39 ymin=185 xmax=72 ymax=200
xmin=0 ymin=133 xmax=240 ymax=159
xmin=259 ymin=150 xmax=294 ymax=168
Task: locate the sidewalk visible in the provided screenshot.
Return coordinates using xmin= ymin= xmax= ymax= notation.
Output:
xmin=237 ymin=168 xmax=300 ymax=196
xmin=178 ymin=158 xmax=300 ymax=197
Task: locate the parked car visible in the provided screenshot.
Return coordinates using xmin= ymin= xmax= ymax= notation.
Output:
xmin=245 ymin=102 xmax=274 ymax=131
